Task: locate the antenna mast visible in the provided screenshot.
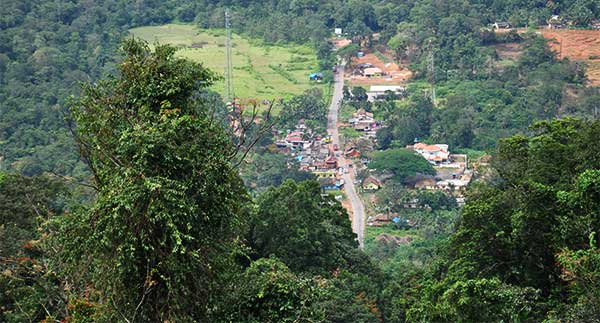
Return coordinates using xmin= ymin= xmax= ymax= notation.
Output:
xmin=427 ymin=41 xmax=436 ymax=107
xmin=225 ymin=9 xmax=234 ymax=103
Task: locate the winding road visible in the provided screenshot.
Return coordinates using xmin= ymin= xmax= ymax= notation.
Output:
xmin=327 ymin=65 xmax=366 ymax=248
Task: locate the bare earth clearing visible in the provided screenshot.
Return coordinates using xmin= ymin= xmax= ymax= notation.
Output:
xmin=347 ymin=50 xmax=412 ymax=86
xmin=542 ymin=29 xmax=600 ymax=85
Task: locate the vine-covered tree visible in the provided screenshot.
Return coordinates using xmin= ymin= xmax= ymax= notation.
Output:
xmin=59 ymin=39 xmax=248 ymax=322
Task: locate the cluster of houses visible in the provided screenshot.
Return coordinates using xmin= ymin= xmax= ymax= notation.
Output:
xmin=348 ymin=108 xmax=379 ymax=137
xmin=275 ymin=122 xmax=344 ymax=191
xmin=360 ymin=142 xmax=473 ymax=195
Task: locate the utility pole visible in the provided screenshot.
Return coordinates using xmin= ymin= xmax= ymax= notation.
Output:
xmin=224 ymin=9 xmax=234 ymax=104
xmin=427 ymin=40 xmax=436 ymax=107
xmin=560 ymin=35 xmax=563 ymax=60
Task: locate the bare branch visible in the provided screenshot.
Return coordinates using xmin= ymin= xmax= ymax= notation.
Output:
xmin=228 ymin=101 xmax=277 ymax=168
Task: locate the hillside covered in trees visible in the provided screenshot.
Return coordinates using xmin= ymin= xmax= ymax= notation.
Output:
xmin=1 ymin=0 xmax=600 ymax=322
xmin=2 ymin=0 xmax=600 ymax=177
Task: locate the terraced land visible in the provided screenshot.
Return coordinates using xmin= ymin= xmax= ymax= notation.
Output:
xmin=130 ymin=24 xmax=325 ymax=100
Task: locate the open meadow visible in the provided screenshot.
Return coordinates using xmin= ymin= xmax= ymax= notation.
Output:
xmin=129 ymin=24 xmax=326 ymax=102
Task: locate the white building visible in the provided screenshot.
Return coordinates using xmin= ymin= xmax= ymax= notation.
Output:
xmin=409 ymin=143 xmax=450 ymax=165
xmin=367 ymin=85 xmax=405 ymax=101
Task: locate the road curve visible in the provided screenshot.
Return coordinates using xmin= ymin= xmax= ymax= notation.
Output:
xmin=327 ymin=65 xmax=366 ymax=248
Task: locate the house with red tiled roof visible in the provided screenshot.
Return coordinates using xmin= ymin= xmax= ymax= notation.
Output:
xmin=407 ymin=143 xmax=450 ymax=165
xmin=344 ymin=146 xmax=361 ymax=158
xmin=325 ymin=154 xmax=338 ymax=169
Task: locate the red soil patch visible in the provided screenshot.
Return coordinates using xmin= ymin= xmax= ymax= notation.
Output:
xmin=542 ymin=29 xmax=600 ymax=85
xmin=346 ymin=50 xmax=412 ymax=86
xmin=332 ymin=38 xmax=352 ymax=49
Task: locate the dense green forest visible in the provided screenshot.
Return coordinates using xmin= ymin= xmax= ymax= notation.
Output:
xmin=1 ymin=0 xmax=600 ymax=322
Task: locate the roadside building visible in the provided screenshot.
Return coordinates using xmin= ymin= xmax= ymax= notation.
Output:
xmin=363 ymin=67 xmax=382 ymax=77
xmin=319 ymin=177 xmax=344 ymax=191
xmin=344 ymin=146 xmax=361 ymax=158
xmin=362 ymin=176 xmax=382 ymax=191
xmin=367 ymin=85 xmax=405 ymax=101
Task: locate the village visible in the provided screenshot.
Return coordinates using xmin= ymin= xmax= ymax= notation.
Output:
xmin=267 ymin=14 xmax=600 ymax=247
xmin=272 ymin=92 xmax=473 ymax=234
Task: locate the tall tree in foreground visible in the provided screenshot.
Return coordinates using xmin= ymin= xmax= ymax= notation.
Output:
xmin=59 ymin=39 xmax=247 ymax=322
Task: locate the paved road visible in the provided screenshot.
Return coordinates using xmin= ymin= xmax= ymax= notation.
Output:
xmin=327 ymin=65 xmax=365 ymax=248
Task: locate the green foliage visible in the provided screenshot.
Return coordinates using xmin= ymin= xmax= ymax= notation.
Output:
xmin=278 ymin=88 xmax=327 ymax=130
xmin=411 ymin=118 xmax=600 ymax=321
xmin=0 ymin=174 xmax=68 ymax=322
xmin=377 ymin=95 xmax=433 ymax=149
xmin=0 ymin=174 xmax=66 ymax=259
xmin=225 ymin=258 xmax=324 ymax=323
xmin=555 ymin=233 xmax=600 ymax=320
xmin=241 ymin=152 xmax=316 ymax=194
xmin=368 ymin=149 xmax=435 ymax=183
xmin=408 ymin=277 xmax=544 ymax=322
xmin=314 ymin=269 xmax=383 ymax=323
xmin=59 ymin=39 xmax=248 ymax=322
xmin=249 ymin=180 xmax=358 ymax=275
xmin=376 ymin=182 xmax=457 ymax=213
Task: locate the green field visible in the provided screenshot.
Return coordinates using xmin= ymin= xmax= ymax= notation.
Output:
xmin=129 ymin=24 xmax=325 ymax=101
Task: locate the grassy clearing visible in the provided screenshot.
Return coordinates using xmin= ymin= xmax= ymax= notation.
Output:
xmin=129 ymin=24 xmax=326 ymax=101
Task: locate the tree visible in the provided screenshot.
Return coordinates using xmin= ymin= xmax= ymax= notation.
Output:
xmin=337 ymin=43 xmax=359 ymax=67
xmin=249 ymin=180 xmax=358 ymax=275
xmin=416 ymin=118 xmax=600 ymax=320
xmin=278 ymin=88 xmax=326 ymax=129
xmin=241 ymin=152 xmax=316 ymax=193
xmin=0 ymin=173 xmax=68 ymax=322
xmin=352 ymin=86 xmax=368 ymax=102
xmin=224 ymin=258 xmax=324 ymax=323
xmin=566 ymin=0 xmax=596 ymax=26
xmin=59 ymin=39 xmax=248 ymax=322
xmin=408 ymin=277 xmax=543 ymax=322
xmin=556 ymin=233 xmax=600 ymax=321
xmin=518 ymin=35 xmax=556 ymax=70
xmin=368 ymin=149 xmax=435 ymax=184
xmin=0 ymin=173 xmax=66 ymax=259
